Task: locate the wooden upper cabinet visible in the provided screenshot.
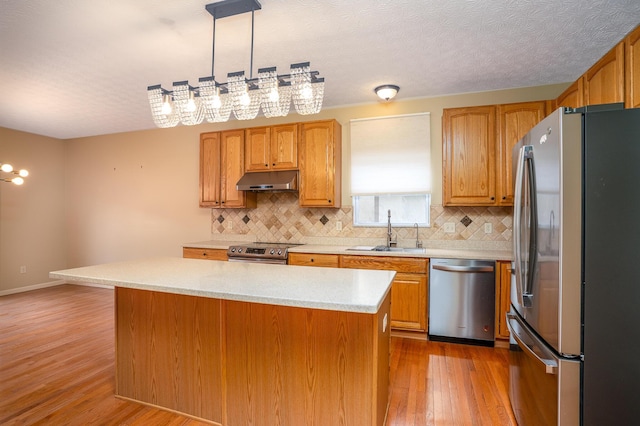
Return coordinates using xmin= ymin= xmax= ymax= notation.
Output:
xmin=555 ymin=79 xmax=584 ymax=109
xmin=199 ymin=130 xmax=256 ymax=209
xmin=584 ymin=41 xmax=625 ymax=106
xmin=626 ymin=25 xmax=640 ymax=108
xmin=245 ymin=127 xmax=270 ymax=172
xmin=245 ymin=124 xmax=298 ymax=172
xmin=270 ymin=124 xmax=298 ymax=170
xmin=298 ymin=120 xmax=342 ymax=207
xmin=443 ymin=106 xmax=496 ymax=206
xmin=496 ymin=101 xmax=546 ymax=205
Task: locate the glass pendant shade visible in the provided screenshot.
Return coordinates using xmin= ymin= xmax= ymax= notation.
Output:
xmin=258 ymin=67 xmax=291 ymax=118
xmin=147 ymin=85 xmax=179 ymax=128
xmin=228 ymin=72 xmax=260 ymax=120
xmin=199 ymin=77 xmax=232 ymax=122
xmin=291 ymin=62 xmax=324 ymax=115
xmin=172 ymin=81 xmax=205 ymax=125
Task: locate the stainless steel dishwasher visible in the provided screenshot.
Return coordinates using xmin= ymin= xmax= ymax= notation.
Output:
xmin=428 ymin=258 xmax=495 ymax=345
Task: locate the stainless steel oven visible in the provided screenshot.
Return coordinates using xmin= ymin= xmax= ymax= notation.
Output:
xmin=227 ymin=242 xmax=300 ymax=265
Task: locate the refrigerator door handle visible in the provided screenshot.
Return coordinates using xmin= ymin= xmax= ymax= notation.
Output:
xmin=523 ymin=147 xmax=538 ymax=308
xmin=513 ymin=146 xmax=527 ymax=307
xmin=507 ymin=313 xmax=558 ymax=375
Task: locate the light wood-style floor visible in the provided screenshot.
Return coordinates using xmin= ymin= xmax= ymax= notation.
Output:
xmin=1 ymin=285 xmax=517 ymax=425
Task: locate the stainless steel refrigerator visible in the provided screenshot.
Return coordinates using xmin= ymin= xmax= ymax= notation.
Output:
xmin=508 ymin=104 xmax=640 ymax=425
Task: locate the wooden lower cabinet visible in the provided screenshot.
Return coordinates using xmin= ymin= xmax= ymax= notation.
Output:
xmin=182 ymin=247 xmax=228 ymax=261
xmin=341 ymin=255 xmax=428 ymax=332
xmin=495 ymin=260 xmax=512 ymax=340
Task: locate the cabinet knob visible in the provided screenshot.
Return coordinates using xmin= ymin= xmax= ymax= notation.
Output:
xmin=272 ymin=163 xmax=276 ymax=166
xmin=311 ymin=258 xmax=315 ymax=262
xmin=328 ymin=200 xmax=331 ymax=203
xmin=490 ymin=197 xmax=495 ymax=201
xmin=502 ymin=196 xmax=506 ymax=200
xmin=265 ymin=163 xmax=268 ymax=167
xmin=203 ymin=252 xmax=207 ymax=256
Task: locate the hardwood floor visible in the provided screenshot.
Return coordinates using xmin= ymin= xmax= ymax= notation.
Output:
xmin=0 ymin=285 xmax=516 ymax=425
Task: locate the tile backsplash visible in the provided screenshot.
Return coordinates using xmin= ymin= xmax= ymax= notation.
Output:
xmin=210 ymin=193 xmax=512 ymax=250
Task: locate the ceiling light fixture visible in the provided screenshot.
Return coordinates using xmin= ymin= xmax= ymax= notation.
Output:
xmin=147 ymin=0 xmax=324 ymax=127
xmin=374 ymin=84 xmax=400 ymax=101
xmin=1 ymin=162 xmax=29 ymax=185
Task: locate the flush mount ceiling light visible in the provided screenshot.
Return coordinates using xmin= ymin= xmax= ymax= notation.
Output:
xmin=147 ymin=0 xmax=324 ymax=127
xmin=1 ymin=162 xmax=29 ymax=185
xmin=374 ymin=85 xmax=400 ymax=101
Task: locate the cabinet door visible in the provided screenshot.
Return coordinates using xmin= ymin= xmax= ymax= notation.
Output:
xmin=496 ymin=102 xmax=546 ymax=206
xmin=199 ymin=133 xmax=221 ymax=207
xmin=270 ymin=124 xmax=298 ymax=170
xmin=626 ymin=25 xmax=640 ymax=108
xmin=245 ymin=127 xmax=270 ymax=172
xmin=299 ymin=120 xmax=342 ymax=207
xmin=220 ymin=130 xmax=255 ymax=208
xmin=390 ymin=272 xmax=427 ymax=331
xmin=584 ymin=41 xmax=625 ymax=106
xmin=443 ymin=106 xmax=496 ymax=206
xmin=496 ymin=260 xmax=511 ymax=340
xmin=555 ymin=79 xmax=584 ymax=109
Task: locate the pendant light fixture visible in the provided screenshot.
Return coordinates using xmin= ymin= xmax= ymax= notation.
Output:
xmin=148 ymin=0 xmax=324 ymax=128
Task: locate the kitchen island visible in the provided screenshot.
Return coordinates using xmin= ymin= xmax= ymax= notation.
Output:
xmin=50 ymin=257 xmax=394 ymax=426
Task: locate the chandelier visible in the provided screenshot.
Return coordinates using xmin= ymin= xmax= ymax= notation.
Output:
xmin=147 ymin=0 xmax=324 ymax=128
xmin=1 ymin=162 xmax=29 ymax=185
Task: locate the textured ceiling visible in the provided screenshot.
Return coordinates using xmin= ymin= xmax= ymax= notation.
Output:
xmin=1 ymin=0 xmax=639 ymax=139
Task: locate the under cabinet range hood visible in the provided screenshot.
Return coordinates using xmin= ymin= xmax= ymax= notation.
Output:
xmin=236 ymin=170 xmax=298 ymax=191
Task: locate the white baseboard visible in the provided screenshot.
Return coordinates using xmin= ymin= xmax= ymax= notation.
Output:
xmin=0 ymin=280 xmax=113 ymax=296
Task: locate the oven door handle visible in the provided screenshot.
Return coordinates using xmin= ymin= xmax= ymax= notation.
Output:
xmin=507 ymin=313 xmax=558 ymax=375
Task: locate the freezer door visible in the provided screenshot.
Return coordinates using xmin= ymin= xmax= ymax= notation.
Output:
xmin=507 ymin=313 xmax=580 ymax=426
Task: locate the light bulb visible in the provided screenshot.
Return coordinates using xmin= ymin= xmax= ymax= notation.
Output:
xmin=268 ymin=88 xmax=279 ymax=103
xmin=12 ymin=177 xmax=24 ymax=185
xmin=161 ymin=98 xmax=172 ymax=115
xmin=1 ymin=163 xmax=13 ymax=173
xmin=301 ymin=84 xmax=313 ymax=100
xmin=211 ymin=95 xmax=222 ymax=109
xmin=19 ymin=169 xmax=29 ymax=177
xmin=186 ymin=98 xmax=197 ymax=112
xmin=240 ymin=91 xmax=251 ymax=106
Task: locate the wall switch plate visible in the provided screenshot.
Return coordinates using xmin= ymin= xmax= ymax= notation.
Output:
xmin=484 ymin=223 xmax=493 ymax=234
xmin=444 ymin=222 xmax=455 ymax=233
xmin=20 ymin=265 xmax=26 ymax=274
xmin=336 ymin=221 xmax=343 ymax=231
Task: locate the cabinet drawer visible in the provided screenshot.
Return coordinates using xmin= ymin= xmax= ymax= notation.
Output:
xmin=340 ymin=255 xmax=428 ymax=274
xmin=183 ymin=247 xmax=228 ymax=261
xmin=288 ymin=253 xmax=340 ymax=268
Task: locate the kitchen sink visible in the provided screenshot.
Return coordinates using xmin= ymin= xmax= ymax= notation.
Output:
xmin=346 ymin=246 xmax=426 ymax=254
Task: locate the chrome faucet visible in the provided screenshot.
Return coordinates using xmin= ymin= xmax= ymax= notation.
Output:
xmin=414 ymin=223 xmax=423 ymax=248
xmin=387 ymin=210 xmax=395 ymax=247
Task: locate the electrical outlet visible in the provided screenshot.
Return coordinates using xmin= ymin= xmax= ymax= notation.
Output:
xmin=20 ymin=265 xmax=27 ymax=274
xmin=444 ymin=222 xmax=455 ymax=233
xmin=336 ymin=221 xmax=343 ymax=231
xmin=484 ymin=223 xmax=493 ymax=234
xmin=228 ymin=221 xmax=233 ymax=230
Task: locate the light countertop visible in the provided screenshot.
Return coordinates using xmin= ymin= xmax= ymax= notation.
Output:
xmin=50 ymin=257 xmax=394 ymax=314
xmin=183 ymin=240 xmax=512 ymax=261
